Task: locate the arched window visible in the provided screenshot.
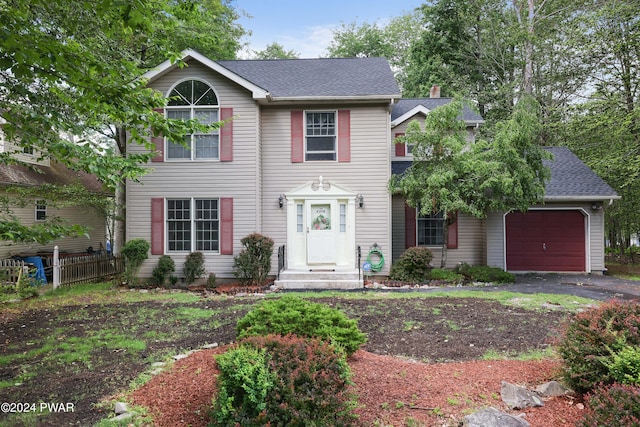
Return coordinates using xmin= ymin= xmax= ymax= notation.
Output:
xmin=166 ymin=79 xmax=219 ymax=160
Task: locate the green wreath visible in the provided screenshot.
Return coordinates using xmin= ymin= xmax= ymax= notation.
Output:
xmin=312 ymin=214 xmax=331 ymax=230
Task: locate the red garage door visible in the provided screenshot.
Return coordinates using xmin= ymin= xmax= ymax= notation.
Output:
xmin=506 ymin=210 xmax=586 ymax=272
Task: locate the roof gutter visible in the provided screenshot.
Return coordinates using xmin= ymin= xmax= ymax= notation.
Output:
xmin=260 ymin=94 xmax=402 ymax=105
xmin=544 ymin=195 xmax=622 ymax=202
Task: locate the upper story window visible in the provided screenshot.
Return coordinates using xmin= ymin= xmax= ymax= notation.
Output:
xmin=35 ymin=200 xmax=46 ymax=221
xmin=417 ymin=206 xmax=444 ymax=246
xmin=306 ymin=111 xmax=336 ymax=161
xmin=166 ymin=79 xmax=219 ymax=161
xmin=23 ymin=145 xmax=34 ymax=155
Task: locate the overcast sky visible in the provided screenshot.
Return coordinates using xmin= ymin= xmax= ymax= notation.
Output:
xmin=234 ymin=0 xmax=423 ymax=58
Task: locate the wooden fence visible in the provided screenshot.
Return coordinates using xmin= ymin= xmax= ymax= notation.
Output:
xmin=1 ymin=249 xmax=124 ymax=288
xmin=0 ymin=259 xmax=26 ymax=285
xmin=54 ymin=253 xmax=124 ymax=287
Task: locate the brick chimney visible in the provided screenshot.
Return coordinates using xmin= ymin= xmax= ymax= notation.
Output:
xmin=429 ymin=85 xmax=440 ymax=98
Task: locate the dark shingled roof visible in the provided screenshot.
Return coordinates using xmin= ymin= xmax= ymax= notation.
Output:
xmin=544 ymin=146 xmax=618 ymax=200
xmin=217 ymin=57 xmax=401 ymax=98
xmin=0 ymin=161 xmax=107 ymax=194
xmin=391 ymin=98 xmax=484 ymax=123
xmin=391 ymin=147 xmax=619 ymax=201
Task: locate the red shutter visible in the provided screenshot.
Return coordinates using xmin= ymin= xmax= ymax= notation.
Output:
xmin=447 ymin=212 xmax=458 ymax=249
xmin=291 ymin=110 xmax=304 ymax=163
xmin=151 ymin=108 xmax=164 ymax=162
xmin=220 ymin=107 xmax=233 ymax=162
xmin=395 ymin=133 xmax=406 ymax=157
xmin=405 ymin=203 xmax=416 ymax=248
xmin=338 ymin=110 xmax=351 ymax=162
xmin=151 ymin=198 xmax=164 ymax=255
xmin=220 ymin=198 xmax=233 ymax=255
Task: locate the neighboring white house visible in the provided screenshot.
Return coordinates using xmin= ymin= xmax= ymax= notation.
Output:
xmin=127 ymin=50 xmax=620 ymax=288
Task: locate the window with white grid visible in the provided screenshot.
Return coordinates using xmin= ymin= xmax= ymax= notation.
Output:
xmin=166 ymin=79 xmax=219 ymax=160
xmin=305 ymin=111 xmax=336 ymax=161
xmin=166 ymin=198 xmax=219 ymax=252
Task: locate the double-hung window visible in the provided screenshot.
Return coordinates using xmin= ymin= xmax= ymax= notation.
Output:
xmin=167 ymin=198 xmax=219 ymax=252
xmin=35 ymin=200 xmax=46 ymax=221
xmin=417 ymin=207 xmax=445 ymax=246
xmin=166 ymin=79 xmax=219 ymax=160
xmin=305 ymin=111 xmax=336 ymax=161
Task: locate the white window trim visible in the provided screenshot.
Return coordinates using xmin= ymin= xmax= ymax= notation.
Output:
xmin=166 ymin=197 xmax=220 ymax=253
xmin=164 ymin=78 xmax=220 ymax=162
xmin=35 ymin=200 xmax=46 ymax=222
xmin=304 ymin=110 xmax=338 ymax=162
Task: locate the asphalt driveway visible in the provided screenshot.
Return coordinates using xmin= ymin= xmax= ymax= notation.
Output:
xmin=481 ymin=273 xmax=640 ymax=301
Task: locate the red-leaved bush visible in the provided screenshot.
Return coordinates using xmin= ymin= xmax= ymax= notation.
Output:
xmin=211 ymin=334 xmax=356 ymax=426
xmin=579 ymin=383 xmax=640 ymax=427
xmin=556 ymin=300 xmax=640 ymax=393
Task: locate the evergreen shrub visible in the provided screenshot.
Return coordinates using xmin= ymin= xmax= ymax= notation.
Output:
xmin=184 ymin=252 xmax=205 ymax=284
xmin=210 ymin=334 xmax=355 ymax=427
xmin=121 ymin=238 xmax=149 ymax=286
xmin=151 ymin=255 xmax=175 ymax=286
xmin=233 ymin=233 xmax=274 ymax=286
xmin=455 ymin=263 xmax=515 ymax=283
xmin=236 ymin=295 xmax=366 ymax=356
xmin=389 ymin=246 xmax=433 ymax=282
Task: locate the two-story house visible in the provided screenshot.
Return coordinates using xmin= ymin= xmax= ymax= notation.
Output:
xmin=128 ymin=50 xmax=619 ymax=288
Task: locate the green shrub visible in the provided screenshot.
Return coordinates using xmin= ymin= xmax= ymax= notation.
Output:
xmin=455 ymin=263 xmax=515 ymax=283
xmin=557 ymin=300 xmax=640 ymax=393
xmin=211 ymin=344 xmax=274 ymax=426
xmin=121 ymin=239 xmax=150 ymax=286
xmin=236 ymin=295 xmax=366 ymax=356
xmin=233 ymin=233 xmax=274 ymax=286
xmin=429 ymin=268 xmax=464 ymax=283
xmin=604 ymin=344 xmax=640 ymax=386
xmin=206 ymin=272 xmax=217 ymax=289
xmin=579 ymin=383 xmax=640 ymax=427
xmin=151 ymin=255 xmax=175 ymax=287
xmin=389 ymin=247 xmax=433 ymax=282
xmin=211 ymin=334 xmax=356 ymax=427
xmin=184 ymin=252 xmax=205 ymax=284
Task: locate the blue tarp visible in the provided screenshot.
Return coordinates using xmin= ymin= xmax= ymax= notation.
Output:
xmin=22 ymin=256 xmax=47 ymax=285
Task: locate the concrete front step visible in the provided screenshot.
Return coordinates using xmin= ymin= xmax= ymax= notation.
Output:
xmin=275 ymin=269 xmax=364 ymax=290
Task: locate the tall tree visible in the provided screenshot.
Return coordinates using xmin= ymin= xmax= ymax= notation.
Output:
xmin=0 ymin=0 xmax=246 ymax=247
xmin=325 ymin=11 xmax=422 ymax=84
xmin=391 ymin=96 xmax=549 ymax=266
xmin=253 ymin=42 xmax=299 ymax=59
xmin=562 ymin=0 xmax=640 ymax=251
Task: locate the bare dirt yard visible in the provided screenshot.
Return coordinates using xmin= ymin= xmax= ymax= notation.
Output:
xmin=0 ymin=292 xmax=587 ymax=426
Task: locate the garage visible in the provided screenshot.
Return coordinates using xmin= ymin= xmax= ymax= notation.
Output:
xmin=506 ymin=210 xmax=586 ymax=272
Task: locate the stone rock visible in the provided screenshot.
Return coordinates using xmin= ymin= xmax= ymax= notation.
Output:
xmin=501 ymin=381 xmax=544 ymax=409
xmin=151 ymin=361 xmax=166 ymax=368
xmin=535 ymin=380 xmax=571 ymax=397
xmin=201 ymin=343 xmax=219 ymax=349
xmin=463 ymin=407 xmax=529 ymax=427
xmin=112 ymin=412 xmax=133 ymax=422
xmin=114 ymin=402 xmax=128 ymax=415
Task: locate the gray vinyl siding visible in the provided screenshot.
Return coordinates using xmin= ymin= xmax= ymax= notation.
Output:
xmin=486 ymin=203 xmax=607 ymax=273
xmin=391 ymin=115 xmax=477 ymax=162
xmin=0 ymin=199 xmax=106 ymax=258
xmin=261 ymin=104 xmax=392 ymax=275
xmin=127 ymin=59 xmax=261 ymax=278
xmin=391 ymin=195 xmax=484 ymax=268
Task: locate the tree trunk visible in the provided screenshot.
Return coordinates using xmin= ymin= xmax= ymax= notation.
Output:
xmin=440 ymin=211 xmax=448 ymax=268
xmin=113 ymin=126 xmax=128 ymax=256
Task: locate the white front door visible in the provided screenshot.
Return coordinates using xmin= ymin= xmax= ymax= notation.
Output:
xmin=307 ymin=202 xmax=336 ymax=264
